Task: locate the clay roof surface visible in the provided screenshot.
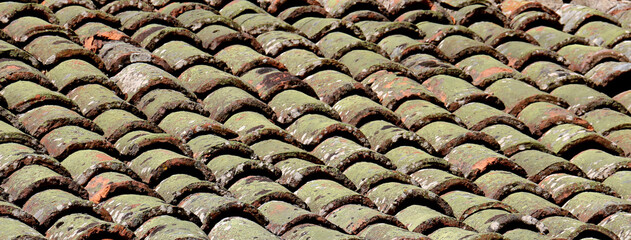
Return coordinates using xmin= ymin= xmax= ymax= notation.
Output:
xmin=0 ymin=0 xmax=631 ymax=239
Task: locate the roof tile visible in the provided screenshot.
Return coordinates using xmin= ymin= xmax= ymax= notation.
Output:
xmin=416 ymin=121 xmax=499 ymax=156
xmin=228 ymin=175 xmax=307 ymax=208
xmin=295 ymin=178 xmax=375 ymax=216
xmin=275 ymin=158 xmax=355 ymax=190
xmin=571 ymin=149 xmax=631 ymax=181
xmin=358 ymin=222 xmax=431 ymax=240
xmin=84 ymin=171 xmax=159 ymax=203
xmin=481 ymin=124 xmax=550 ymax=156
xmin=188 ymin=134 xmax=255 ymax=162
xmin=502 ymin=191 xmax=572 ymax=219
xmin=541 ymin=173 xmax=618 ymax=204
xmin=259 ymin=200 xmax=335 ymax=235
xmin=277 ymin=49 xmax=350 ymax=78
xmin=312 ymin=136 xmax=393 ymax=171
xmin=510 ymin=150 xmax=585 ymax=183
xmin=19 ymin=105 xmax=101 ymax=138
xmin=62 ymin=149 xmax=137 ymax=185
xmin=411 ymin=168 xmax=483 ymax=194
xmin=99 ymin=194 xmax=200 ymax=229
xmin=563 ymin=191 xmax=631 ymax=223
xmin=520 ymin=60 xmax=585 ymax=91
xmin=326 ymin=204 xmax=404 ymax=234
xmin=444 ymin=143 xmax=525 ymax=180
xmin=155 ymin=173 xmax=226 ymax=204
xmin=395 ymin=204 xmax=462 ymax=234
xmin=179 ymin=192 xmax=267 ymax=231
xmin=134 ymin=215 xmax=207 ymax=240
xmin=94 ymin=109 xmax=161 ymax=142
xmin=423 ymin=74 xmax=503 ymax=111
xmin=0 ymin=217 xmax=45 ymax=240
xmin=542 ymin=216 xmax=619 ymax=239
xmin=24 ymin=189 xmax=107 ymax=228
xmin=210 ymin=216 xmax=280 ymax=239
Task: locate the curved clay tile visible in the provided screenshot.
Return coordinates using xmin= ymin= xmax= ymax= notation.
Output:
xmin=261 ymin=200 xmax=339 ymax=235
xmin=19 ymin=105 xmax=103 ymax=138
xmin=277 ymin=49 xmax=350 ymax=78
xmin=510 ymin=9 xmax=562 ymax=31
xmin=444 ymin=143 xmax=525 ymax=180
xmin=84 ymin=171 xmax=160 ymax=203
xmin=327 ymin=204 xmax=404 ymax=234
xmin=317 ymin=32 xmax=384 ymax=59
xmin=510 ymin=150 xmax=585 ymax=183
xmin=526 ymin=26 xmax=588 ymax=51
xmin=114 ymin=130 xmax=192 ymax=157
xmin=99 ymin=194 xmax=200 ymax=229
xmin=251 ymin=139 xmax=321 ymax=163
xmin=94 ymin=109 xmax=162 ymax=142
xmin=294 ymin=17 xmax=363 ymax=41
xmin=521 ymin=61 xmax=585 ymax=91
xmin=4 ymin=16 xmax=78 ymax=45
xmin=130 ymin=24 xmax=202 ymax=51
xmin=207 ymin=154 xmax=280 ymax=188
xmin=202 ymin=86 xmax=273 ymax=122
xmin=176 ymin=9 xmax=238 ymax=32
xmin=304 ymin=70 xmax=378 ymax=105
xmin=295 ymin=179 xmax=376 ymax=216
xmin=268 ymin=90 xmax=339 ymax=125
xmin=540 ymin=124 xmax=624 ymax=158
xmin=158 ymin=111 xmax=236 ymax=141
xmin=153 ymin=40 xmax=228 ymax=74
xmin=441 ymin=190 xmax=518 ymax=221
xmin=558 ymin=3 xmax=620 ymax=33
xmin=134 ymin=215 xmax=208 ymax=239
xmin=411 ymin=168 xmax=484 ymax=195
xmin=187 ymin=134 xmax=256 ymax=162
xmin=110 ymin=63 xmax=194 ymax=104
xmin=224 ymin=111 xmax=300 ymax=145
xmin=542 ymin=216 xmax=620 ymax=239
xmin=312 ymin=136 xmax=394 ymax=171
xmin=179 ymin=192 xmax=268 ymax=232
xmin=47 ymin=59 xmax=119 ymax=94
xmin=278 ymin=5 xmax=329 ymax=24
xmin=422 ymin=74 xmax=504 ymax=111
xmin=257 ymin=31 xmax=320 ymax=57
xmin=287 ymin=114 xmax=369 ymax=149
xmin=453 ymin=102 xmax=526 ymax=131
xmin=275 ymin=158 xmax=356 ymax=190
xmin=24 ymin=35 xmax=103 ymax=69
xmin=62 ymin=149 xmax=139 ymax=186
xmin=228 ymin=175 xmax=307 ymax=208
xmin=364 ymin=70 xmax=440 ymax=109
xmin=481 ymin=124 xmax=551 ymax=156
xmin=416 ymin=121 xmax=500 ymax=156
xmin=136 ymin=88 xmax=207 ymax=123
xmin=23 ymin=189 xmax=110 ymax=228
xmin=100 ymin=0 xmax=155 ymax=15
xmin=1 ymin=165 xmax=87 ymax=204
xmin=333 ymin=95 xmax=402 ymax=127
xmin=517 ymin=102 xmax=588 ymax=136
xmin=0 ymin=2 xmax=59 ymax=26
xmin=41 ymin=126 xmax=116 ymax=159
xmin=56 ymin=6 xmax=120 ymax=30
xmin=0 ymin=60 xmax=51 ymax=89
xmin=154 ymin=173 xmax=227 ymax=204
xmin=557 ymin=44 xmax=628 ymax=74
xmin=502 ymin=191 xmax=573 ymax=219
xmin=358 ymin=223 xmax=432 ymax=239
xmin=343 ymin=161 xmax=412 ymax=193
xmin=551 ymin=84 xmax=629 ymax=115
